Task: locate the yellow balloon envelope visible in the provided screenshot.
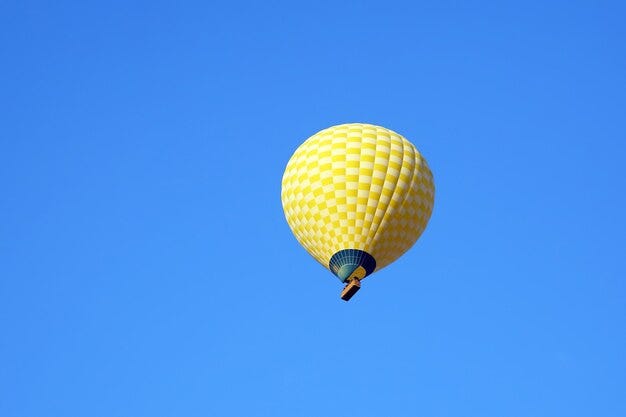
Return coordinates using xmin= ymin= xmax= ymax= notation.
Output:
xmin=281 ymin=123 xmax=434 ymax=300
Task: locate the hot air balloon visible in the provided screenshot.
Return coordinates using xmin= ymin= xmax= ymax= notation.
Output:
xmin=281 ymin=123 xmax=434 ymax=301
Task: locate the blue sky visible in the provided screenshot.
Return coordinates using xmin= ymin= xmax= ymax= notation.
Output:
xmin=1 ymin=1 xmax=625 ymax=416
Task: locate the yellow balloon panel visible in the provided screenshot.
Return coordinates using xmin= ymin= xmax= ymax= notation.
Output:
xmin=281 ymin=123 xmax=434 ymax=275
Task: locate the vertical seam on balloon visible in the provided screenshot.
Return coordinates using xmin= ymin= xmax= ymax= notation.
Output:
xmin=345 ymin=125 xmax=360 ymax=252
xmin=354 ymin=124 xmax=369 ymax=252
xmin=318 ymin=131 xmax=336 ymax=263
xmin=314 ymin=130 xmax=331 ymax=265
xmin=364 ymin=129 xmax=394 ymax=254
xmin=369 ymin=133 xmax=406 ymax=268
xmin=325 ymin=132 xmax=337 ymax=264
xmin=374 ymin=141 xmax=418 ymax=268
xmin=362 ymin=127 xmax=384 ymax=251
xmin=333 ymin=126 xmax=347 ymax=253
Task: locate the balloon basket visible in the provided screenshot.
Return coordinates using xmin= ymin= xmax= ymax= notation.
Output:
xmin=340 ymin=279 xmax=361 ymax=301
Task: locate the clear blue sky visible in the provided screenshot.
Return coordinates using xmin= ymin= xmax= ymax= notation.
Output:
xmin=2 ymin=1 xmax=625 ymax=416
